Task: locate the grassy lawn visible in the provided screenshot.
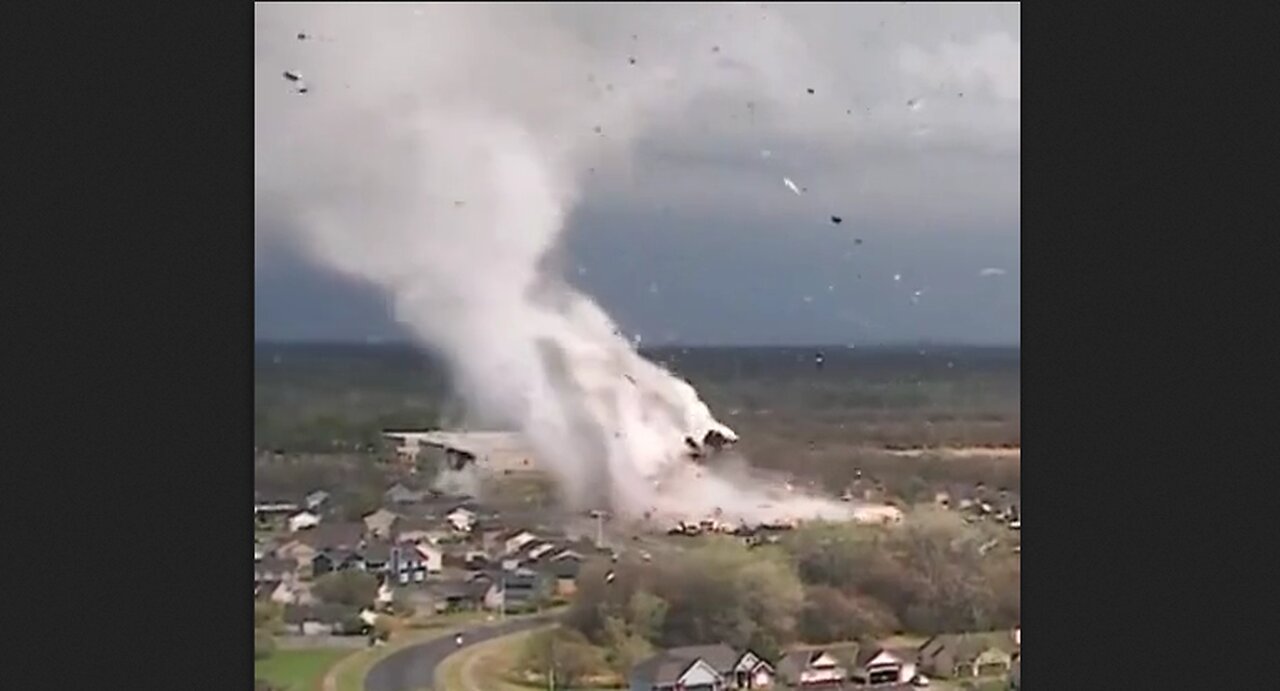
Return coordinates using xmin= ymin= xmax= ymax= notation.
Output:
xmin=256 ymin=648 xmax=355 ymax=691
xmin=434 ymin=626 xmax=619 ymax=691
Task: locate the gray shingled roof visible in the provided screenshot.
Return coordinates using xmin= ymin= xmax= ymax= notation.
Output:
xmin=663 ymin=644 xmax=739 ymax=673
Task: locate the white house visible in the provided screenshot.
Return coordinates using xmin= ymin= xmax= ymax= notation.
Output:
xmin=415 ymin=544 xmax=444 ymax=574
xmin=446 ymin=507 xmax=477 ymax=532
xmin=288 ymin=511 xmax=321 ymax=532
xmin=502 ymin=530 xmax=537 ymax=555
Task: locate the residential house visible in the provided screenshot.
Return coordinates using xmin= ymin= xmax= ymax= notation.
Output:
xmin=281 ymin=603 xmax=359 ymax=636
xmin=304 ymin=490 xmax=330 ymax=512
xmin=776 ymin=647 xmax=855 ymax=688
xmin=254 ymin=556 xmax=297 ymax=585
xmin=312 ymin=548 xmax=366 ymax=575
xmin=389 ymin=544 xmax=433 ymax=584
xmin=283 ymin=522 xmax=366 ymax=575
xmin=414 ymin=543 xmax=444 ymax=575
xmin=363 ymin=508 xmax=400 ymax=539
xmin=255 ymin=500 xmax=300 ymax=528
xmin=445 ymin=506 xmax=477 ymax=533
xmin=917 ymin=632 xmax=1018 ymax=680
xmin=851 ymin=643 xmax=918 ymax=686
xmin=651 ymin=645 xmax=773 ymax=690
xmin=362 ymin=542 xmax=393 ymax=574
xmin=499 ymin=529 xmax=538 ymax=556
xmin=629 ymin=650 xmax=727 ymax=691
xmin=461 ymin=549 xmax=490 ymax=572
xmin=310 ymin=550 xmax=336 ymax=579
xmin=483 ymin=568 xmax=546 ymax=611
xmin=426 ymin=579 xmax=489 ymax=612
xmin=288 ymin=511 xmax=321 ymax=532
xmin=536 ymin=553 xmax=582 ymax=598
xmin=394 ymin=517 xmax=443 ymax=545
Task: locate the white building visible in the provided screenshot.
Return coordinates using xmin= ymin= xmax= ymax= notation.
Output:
xmin=288 ymin=511 xmax=321 ymax=532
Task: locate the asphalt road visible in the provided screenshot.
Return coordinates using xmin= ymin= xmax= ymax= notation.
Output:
xmin=364 ymin=616 xmax=552 ymax=691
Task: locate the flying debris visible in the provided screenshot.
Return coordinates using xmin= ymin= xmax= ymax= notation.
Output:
xmin=814 ymin=351 xmax=825 ymax=371
xmin=605 ymin=571 xmax=616 ymax=584
xmin=628 ymin=56 xmax=637 ymax=65
xmin=281 ymin=70 xmax=308 ymax=94
xmin=296 ymin=32 xmax=309 ymax=40
xmin=830 ymin=215 xmax=843 ymax=224
xmin=907 ymin=98 xmax=923 ymax=111
xmin=806 ymin=87 xmax=815 ymax=94
xmin=854 ymin=238 xmax=863 ymax=245
xmin=893 ymin=273 xmax=902 ymax=282
xmin=979 ymin=267 xmax=1007 ymax=277
xmin=593 ymin=125 xmax=603 ymax=134
xmin=712 ymin=45 xmax=721 ymax=53
xmin=782 ymin=177 xmax=801 ymax=195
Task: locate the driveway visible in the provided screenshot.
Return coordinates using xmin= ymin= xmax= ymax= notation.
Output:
xmin=363 ymin=616 xmax=552 ymax=691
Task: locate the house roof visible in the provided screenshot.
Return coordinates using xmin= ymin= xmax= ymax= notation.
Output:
xmin=776 ymin=645 xmax=857 ymax=682
xmin=663 ymin=644 xmax=740 ymax=673
xmin=855 ymin=641 xmax=918 ymax=668
xmin=395 ymin=517 xmax=439 ymax=534
xmin=537 ymin=557 xmax=581 ymax=579
xmin=255 ymin=557 xmax=296 ymax=575
xmin=362 ymin=542 xmax=392 ymax=562
xmin=918 ymin=631 xmax=1018 ymax=665
xmin=282 ymin=603 xmax=355 ymax=625
xmin=296 ymin=522 xmax=365 ymax=549
xmin=630 ymin=652 xmax=719 ymax=686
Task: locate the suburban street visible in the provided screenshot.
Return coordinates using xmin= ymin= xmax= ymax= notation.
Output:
xmin=363 ymin=616 xmax=552 ymax=691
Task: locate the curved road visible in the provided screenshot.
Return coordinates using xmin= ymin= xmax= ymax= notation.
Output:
xmin=364 ymin=616 xmax=553 ymax=691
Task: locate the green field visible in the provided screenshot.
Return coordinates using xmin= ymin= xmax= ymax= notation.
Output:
xmin=255 ymin=648 xmax=354 ymax=691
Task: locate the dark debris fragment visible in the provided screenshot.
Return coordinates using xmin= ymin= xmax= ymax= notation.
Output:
xmin=628 ymin=56 xmax=637 ymax=65
xmin=282 ymin=70 xmax=302 ymax=82
xmin=806 ymin=87 xmax=815 ymax=95
xmin=830 ymin=215 xmax=843 ymax=225
xmin=296 ymin=32 xmax=309 ymax=40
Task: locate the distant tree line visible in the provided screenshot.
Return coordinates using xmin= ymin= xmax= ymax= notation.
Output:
xmin=560 ymin=511 xmax=1018 ymax=668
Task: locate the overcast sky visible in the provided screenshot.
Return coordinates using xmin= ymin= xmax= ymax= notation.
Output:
xmin=255 ymin=2 xmax=1019 ymax=346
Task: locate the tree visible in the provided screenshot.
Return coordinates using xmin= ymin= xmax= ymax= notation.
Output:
xmin=519 ymin=627 xmax=608 ymax=689
xmin=254 ymin=601 xmax=283 ymax=632
xmin=314 ymin=570 xmax=379 ymax=608
xmin=798 ymin=586 xmax=900 ymax=643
